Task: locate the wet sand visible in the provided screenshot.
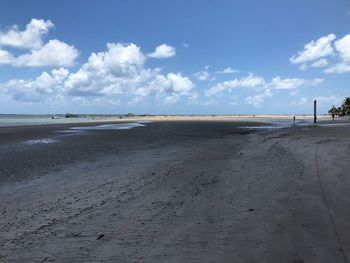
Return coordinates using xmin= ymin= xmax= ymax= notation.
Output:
xmin=1 ymin=120 xmax=350 ymax=262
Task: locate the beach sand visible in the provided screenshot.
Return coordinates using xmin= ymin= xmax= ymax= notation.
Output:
xmin=1 ymin=119 xmax=350 ymax=262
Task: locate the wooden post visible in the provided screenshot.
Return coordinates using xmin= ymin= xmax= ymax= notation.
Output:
xmin=314 ymin=99 xmax=317 ymax=123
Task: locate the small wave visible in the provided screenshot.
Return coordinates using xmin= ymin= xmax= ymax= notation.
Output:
xmin=23 ymin=138 xmax=58 ymax=145
xmin=70 ymin=122 xmax=146 ymax=130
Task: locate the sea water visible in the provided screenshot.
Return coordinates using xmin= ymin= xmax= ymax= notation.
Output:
xmin=0 ymin=114 xmax=122 ymax=127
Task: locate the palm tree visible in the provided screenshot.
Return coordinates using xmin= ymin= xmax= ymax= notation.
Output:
xmin=328 ymin=105 xmax=337 ymax=114
xmin=338 ymin=106 xmax=344 ymax=117
xmin=328 ymin=97 xmax=350 ymax=117
xmin=342 ymin=97 xmax=350 ymax=115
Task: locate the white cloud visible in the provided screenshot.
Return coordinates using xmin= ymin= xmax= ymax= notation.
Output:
xmin=205 ymin=74 xmax=265 ymax=96
xmin=215 ymin=67 xmax=239 ymax=74
xmin=335 ymin=34 xmax=350 ymax=62
xmin=193 ymin=66 xmax=217 ymax=81
xmin=139 ymin=72 xmax=194 ymax=103
xmin=165 ymin=73 xmax=193 ymax=94
xmin=65 ymin=42 xmax=146 ymax=96
xmin=0 ymin=19 xmax=78 ymax=68
xmin=324 ymin=34 xmax=350 ymax=73
xmin=0 ymin=67 xmax=69 ymax=102
xmin=205 ymin=74 xmax=323 ymax=107
xmin=147 ymin=44 xmax=175 ymax=58
xmin=163 ymin=94 xmax=180 ymax=104
xmin=269 ymin=76 xmax=323 ymax=90
xmin=194 ymin=70 xmax=210 ymax=81
xmin=324 ymin=63 xmax=350 ymax=73
xmin=269 ymin=76 xmax=305 ymax=89
xmin=310 ymin=58 xmax=328 ymax=68
xmin=14 ymin=39 xmax=78 ymax=67
xmin=0 ymin=48 xmax=13 ymax=64
xmin=0 ymin=42 xmax=195 ymax=105
xmin=269 ymin=77 xmax=305 ymax=90
xmin=298 ymin=64 xmax=308 ymax=71
xmin=64 ymin=43 xmax=193 ymax=103
xmin=0 ymin=18 xmax=53 ymax=49
xmin=290 ymin=33 xmax=350 ymax=74
xmin=245 ymin=89 xmax=272 ymax=107
xmin=290 ymin=34 xmax=336 ymax=64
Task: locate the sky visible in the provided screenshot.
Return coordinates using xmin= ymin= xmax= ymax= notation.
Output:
xmin=0 ymin=0 xmax=349 ymax=114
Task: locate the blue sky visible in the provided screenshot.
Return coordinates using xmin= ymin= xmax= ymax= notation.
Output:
xmin=0 ymin=0 xmax=349 ymax=114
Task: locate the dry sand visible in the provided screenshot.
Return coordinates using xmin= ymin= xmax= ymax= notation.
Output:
xmin=1 ymin=119 xmax=350 ymax=262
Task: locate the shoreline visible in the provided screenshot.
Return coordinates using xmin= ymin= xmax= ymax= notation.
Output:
xmin=0 ymin=114 xmax=335 ymax=128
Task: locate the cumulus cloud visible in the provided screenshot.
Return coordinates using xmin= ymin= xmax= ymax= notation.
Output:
xmin=245 ymin=89 xmax=272 ymax=107
xmin=0 ymin=19 xmax=78 ymax=67
xmin=268 ymin=76 xmax=323 ymax=90
xmin=147 ymin=44 xmax=175 ymax=58
xmin=0 ymin=48 xmax=13 ymax=64
xmin=269 ymin=77 xmax=305 ymax=90
xmin=301 ymin=58 xmax=328 ymax=70
xmin=141 ymin=72 xmax=196 ymax=104
xmin=325 ymin=34 xmax=350 ymax=73
xmin=0 ymin=18 xmax=53 ymax=49
xmin=205 ymin=74 xmax=323 ymax=107
xmin=0 ymin=67 xmax=69 ymax=102
xmin=324 ymin=63 xmax=350 ymax=73
xmin=0 ymin=42 xmax=194 ymax=105
xmin=290 ymin=33 xmax=350 ymax=73
xmin=193 ymin=66 xmax=213 ymax=81
xmin=215 ymin=67 xmax=239 ymax=74
xmin=335 ymin=34 xmax=350 ymax=61
xmin=64 ymin=43 xmax=146 ymax=96
xmin=289 ymin=34 xmax=336 ymax=64
xmin=14 ymin=39 xmax=78 ymax=67
xmin=205 ymin=74 xmax=265 ymax=96
xmin=137 ymin=72 xmax=194 ymax=102
xmin=194 ymin=70 xmax=210 ymax=81
xmin=311 ymin=58 xmax=328 ymax=68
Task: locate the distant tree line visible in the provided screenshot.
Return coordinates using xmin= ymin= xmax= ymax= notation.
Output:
xmin=328 ymin=97 xmax=350 ymax=117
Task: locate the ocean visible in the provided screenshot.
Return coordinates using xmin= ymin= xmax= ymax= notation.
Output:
xmin=0 ymin=114 xmax=123 ymax=127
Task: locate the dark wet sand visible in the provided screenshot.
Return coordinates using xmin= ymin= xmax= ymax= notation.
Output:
xmin=0 ymin=121 xmax=254 ymax=185
xmin=1 ymin=120 xmax=350 ymax=262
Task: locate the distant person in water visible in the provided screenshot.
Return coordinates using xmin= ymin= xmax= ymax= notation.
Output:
xmin=293 ymin=116 xmax=296 ymax=124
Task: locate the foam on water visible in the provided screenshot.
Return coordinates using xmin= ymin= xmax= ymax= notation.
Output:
xmin=70 ymin=122 xmax=147 ymax=131
xmin=55 ymin=129 xmax=87 ymax=133
xmin=23 ymin=138 xmax=58 ymax=145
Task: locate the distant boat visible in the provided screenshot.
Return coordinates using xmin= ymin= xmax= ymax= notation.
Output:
xmin=51 ymin=116 xmax=59 ymax=119
xmin=65 ymin=113 xmax=78 ymax=118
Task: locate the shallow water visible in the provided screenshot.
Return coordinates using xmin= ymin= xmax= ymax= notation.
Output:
xmin=70 ymin=122 xmax=146 ymax=130
xmin=0 ymin=114 xmax=122 ymax=127
xmin=317 ymin=123 xmax=350 ymax=127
